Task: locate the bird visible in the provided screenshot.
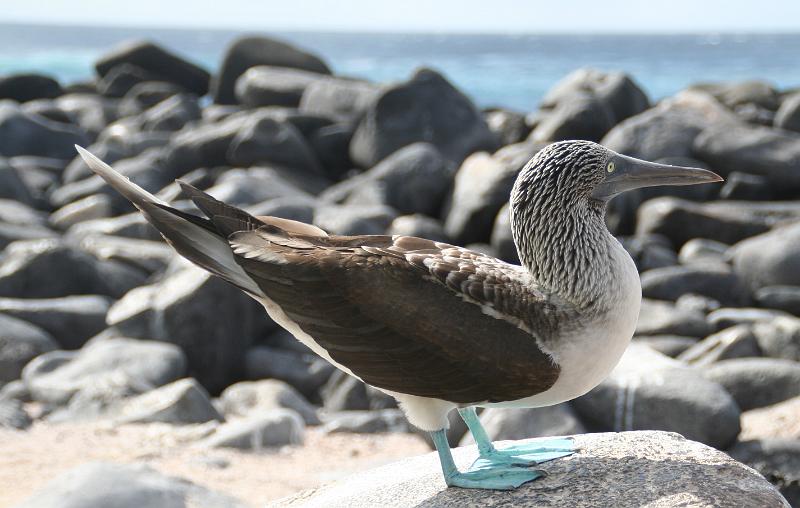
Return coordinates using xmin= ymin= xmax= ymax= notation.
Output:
xmin=75 ymin=140 xmax=722 ymax=490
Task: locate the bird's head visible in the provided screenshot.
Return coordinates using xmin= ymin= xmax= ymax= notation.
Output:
xmin=511 ymin=140 xmax=722 ymax=214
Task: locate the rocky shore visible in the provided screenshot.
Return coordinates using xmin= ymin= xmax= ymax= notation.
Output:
xmin=0 ymin=35 xmax=798 ymax=506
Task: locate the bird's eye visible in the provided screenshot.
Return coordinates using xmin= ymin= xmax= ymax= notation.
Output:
xmin=607 ymin=162 xmax=616 ymax=173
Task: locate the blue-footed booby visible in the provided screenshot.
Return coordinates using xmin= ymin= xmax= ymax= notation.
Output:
xmin=76 ymin=141 xmax=721 ymax=490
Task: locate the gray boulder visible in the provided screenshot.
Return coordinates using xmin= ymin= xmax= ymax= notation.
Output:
xmin=14 ymin=462 xmax=247 ymax=508
xmin=677 ymin=238 xmax=729 ymax=265
xmin=639 ymin=264 xmax=749 ymax=306
xmin=0 ymin=397 xmax=32 ymax=430
xmin=0 ymin=159 xmax=36 ymax=207
xmin=201 ymin=409 xmax=305 ymax=449
xmin=220 ymin=379 xmax=319 ymax=425
xmin=729 ymin=439 xmax=800 ymax=507
xmin=775 ymin=92 xmax=800 ymax=133
xmin=703 ymin=358 xmax=800 ymax=411
xmin=540 ymin=69 xmax=649 ymax=123
xmin=484 ymin=109 xmax=529 ymax=146
xmin=114 ymin=378 xmax=222 ymax=424
xmin=308 ymin=123 xmax=355 ymax=179
xmin=205 ymin=168 xmax=311 ymax=208
xmin=73 ymin=234 xmax=174 ymax=274
xmin=489 ymin=203 xmax=519 ymax=264
xmin=107 ymin=266 xmax=267 ymax=393
xmin=214 ymin=36 xmax=331 ymax=105
xmin=632 ymin=335 xmax=698 ymax=358
xmin=323 ymin=409 xmax=409 ymax=434
xmin=698 ymin=80 xmax=780 ymax=111
xmin=719 ymin=172 xmax=773 ymax=200
xmin=0 ymin=73 xmax=62 ymax=102
xmin=635 ymin=299 xmax=711 ymax=338
xmin=274 ymin=431 xmax=789 ymax=508
xmin=97 ymin=63 xmax=158 ymax=98
xmin=751 ymin=316 xmax=800 ymax=361
xmin=118 ymin=81 xmax=183 ymax=116
xmin=0 ymin=295 xmax=111 ymax=350
xmin=50 ymin=194 xmax=114 ymax=228
xmin=244 ymin=345 xmax=333 ymax=400
xmin=572 ymin=344 xmax=740 ymax=449
xmin=618 ymin=235 xmax=678 ymax=272
xmin=0 ymin=101 xmax=88 ymax=159
xmin=22 ymin=337 xmax=186 ymax=405
xmin=731 ymin=222 xmax=800 ymax=291
xmin=300 ymin=77 xmax=381 ymax=123
xmin=532 ymin=93 xmax=616 ymax=142
xmin=235 ymin=65 xmax=325 ymax=107
xmin=320 ymin=370 xmax=396 ymax=412
xmin=95 ymin=40 xmax=211 ymax=96
xmin=0 ymin=313 xmax=57 ymax=384
xmin=755 ymin=286 xmax=800 ymax=316
xmin=677 ymin=325 xmax=761 ymax=366
xmin=140 ymin=93 xmax=201 ymax=132
xmin=459 ymin=404 xmax=585 ymax=446
xmin=388 ymin=215 xmax=450 ymax=243
xmin=350 ymin=68 xmax=497 ymax=168
xmin=55 ymin=93 xmax=117 ymax=138
xmin=314 ymin=203 xmax=397 ymax=236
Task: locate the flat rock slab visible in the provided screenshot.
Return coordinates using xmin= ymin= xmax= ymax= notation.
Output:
xmin=272 ymin=431 xmax=788 ymax=508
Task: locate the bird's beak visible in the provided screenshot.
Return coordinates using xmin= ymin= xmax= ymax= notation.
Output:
xmin=591 ymin=153 xmax=723 ymax=201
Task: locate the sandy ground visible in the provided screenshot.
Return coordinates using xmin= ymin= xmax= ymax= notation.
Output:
xmin=0 ymin=420 xmax=431 ymax=507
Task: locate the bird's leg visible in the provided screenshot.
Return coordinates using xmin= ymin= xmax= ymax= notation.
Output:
xmin=458 ymin=406 xmax=576 ymax=466
xmin=429 ymin=428 xmax=544 ymax=490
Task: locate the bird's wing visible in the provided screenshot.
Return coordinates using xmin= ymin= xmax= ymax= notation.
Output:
xmin=229 ymin=228 xmax=563 ymax=404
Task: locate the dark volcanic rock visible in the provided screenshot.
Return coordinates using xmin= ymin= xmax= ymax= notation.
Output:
xmin=201 ymin=409 xmax=304 ymax=449
xmin=107 ymin=266 xmax=266 ymax=393
xmin=490 ymin=203 xmax=519 ymax=264
xmin=532 ymin=93 xmax=616 ymax=142
xmin=697 ymin=80 xmax=780 ymax=111
xmin=55 ymin=93 xmax=118 ymax=138
xmin=775 ymin=92 xmax=800 ymax=133
xmin=703 ymin=358 xmax=800 ymax=411
xmin=0 ymin=397 xmax=32 ymax=429
xmin=0 ymin=313 xmax=57 ymax=384
xmin=14 ymin=462 xmax=246 ymax=508
xmin=97 ymin=63 xmax=159 ymax=98
xmin=572 ymin=344 xmax=741 ymax=449
xmin=728 ymin=439 xmax=800 ymax=507
xmin=0 ymin=295 xmax=110 ymax=350
xmin=308 ymin=123 xmax=355 ymax=180
xmin=731 ymin=222 xmax=800 ymax=291
xmin=387 ymin=214 xmax=450 ymax=243
xmin=0 ymin=101 xmax=88 ymax=159
xmin=639 ymin=264 xmax=750 ymax=306
xmin=220 ymin=379 xmax=320 ymax=425
xmin=22 ymin=338 xmax=186 ymax=405
xmin=244 ymin=345 xmax=333 ymax=400
xmin=114 ymin=377 xmax=222 ymax=425
xmin=484 ymin=109 xmax=529 ymax=146
xmin=206 ymin=168 xmax=311 ymax=208
xmin=706 ymin=308 xmax=790 ymax=332
xmin=0 ymin=238 xmax=146 ymax=299
xmin=350 ymin=68 xmax=497 ymax=168
xmin=459 ymin=405 xmax=586 ymax=446
xmin=0 ymin=73 xmax=62 ymax=102
xmin=720 ymin=172 xmax=773 ymax=200
xmin=235 ymin=65 xmax=325 ymax=108
xmin=0 ymin=158 xmax=36 ymax=206
xmin=323 ymin=409 xmax=409 ymax=434
xmin=95 ymin=40 xmax=211 ymax=96
xmin=214 ymin=36 xmax=331 ymax=105
xmin=300 ymin=77 xmax=381 ymax=123
xmin=618 ymin=235 xmax=678 ymax=272
xmin=118 ymin=81 xmax=184 ymax=116
xmin=633 ymin=335 xmax=698 ymax=358
xmin=635 ymin=299 xmax=711 ymax=338
xmin=140 ymin=93 xmax=201 ymax=132
xmin=677 ymin=325 xmax=762 ymax=366
xmin=314 ymin=203 xmax=397 ymax=236
xmin=751 ymin=317 xmax=800 ymax=362
xmin=755 ymin=286 xmax=800 ymax=316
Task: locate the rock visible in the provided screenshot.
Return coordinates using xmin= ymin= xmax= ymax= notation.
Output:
xmin=74 ymin=234 xmax=174 ymax=274
xmin=95 ymin=40 xmax=211 ymax=96
xmin=720 ymin=172 xmax=773 ymax=200
xmin=314 ymin=203 xmax=397 ymax=236
xmin=731 ymin=222 xmax=800 ymax=291
xmin=632 ymin=335 xmax=698 ymax=358
xmin=0 ymin=396 xmax=32 ymax=429
xmin=635 ymin=299 xmax=711 ymax=338
xmin=214 ymin=36 xmax=331 ymax=104
xmin=484 ymin=109 xmax=528 ymax=146
xmin=677 ymin=325 xmax=761 ymax=366
xmin=703 ymin=358 xmax=800 ymax=411
xmin=308 ymin=124 xmax=355 ymax=180
xmin=246 ymin=197 xmax=316 ymax=224
xmin=274 ymin=431 xmax=788 ymax=508
xmin=350 ymin=68 xmax=496 ymax=168
xmin=636 ymin=197 xmax=772 ymax=247
xmin=741 ymin=396 xmax=800 ymax=441
xmin=227 ymin=112 xmax=323 ymax=175
xmin=235 ymin=65 xmax=325 ymax=107
xmin=300 ymin=77 xmax=381 ymax=123
xmin=118 ymin=81 xmax=183 ymax=116
xmin=728 ymin=439 xmax=800 ymax=507
xmin=201 ymin=409 xmax=305 ymax=449
xmin=751 ymin=317 xmax=800 ymax=362
xmin=388 ymin=215 xmax=450 ymax=243
xmin=573 ymin=344 xmax=740 ymax=448
xmin=706 ymin=308 xmax=791 ymax=331
xmin=693 ymin=121 xmax=800 ymax=193
xmin=775 ymin=92 xmax=800 ymax=133
xmin=532 ymin=93 xmax=616 ymax=142
xmin=459 ymin=405 xmax=585 ymax=447
xmin=14 ymin=462 xmax=247 ymax=508
xmin=0 ymin=198 xmax=47 ymax=226
xmin=321 ymin=370 xmax=371 ymax=411
xmin=0 ymin=160 xmax=36 ymax=207
xmin=220 ymin=379 xmax=320 ymax=425
xmin=323 ymin=409 xmax=409 ymax=434
xmin=639 ymin=264 xmax=749 ymax=305
xmin=0 ymin=238 xmax=146 ymax=299
xmin=617 ymin=235 xmax=678 ymax=272
xmin=140 ymin=93 xmax=201 ymax=132
xmin=755 ymin=286 xmax=800 ymax=316
xmin=677 ymin=238 xmax=729 ymax=265
xmin=22 ymin=337 xmax=186 ymax=405
xmin=205 ymin=168 xmax=310 ymax=208
xmin=0 ymin=379 xmax=31 ymax=402
xmin=97 ymin=63 xmax=159 ymax=98
xmin=0 ymin=101 xmax=88 ymax=159
xmin=0 ymin=73 xmax=62 ymax=102
xmin=107 ymin=266 xmax=265 ymax=393
xmin=244 ymin=345 xmax=332 ymax=400
xmin=0 ymin=295 xmax=111 ymax=350
xmin=490 ymin=203 xmax=518 ymax=263
xmin=114 ymin=378 xmax=222 ymax=424
xmin=697 ymin=80 xmax=780 ymax=111
xmin=325 ymin=143 xmax=454 ymax=216
xmin=676 ymin=293 xmax=722 ymax=315
xmin=55 ymin=93 xmax=117 ymax=138
xmin=0 ymin=313 xmax=57 ymax=384
xmin=50 ymin=194 xmax=114 ymax=228
xmin=68 ymin=212 xmax=159 ymax=241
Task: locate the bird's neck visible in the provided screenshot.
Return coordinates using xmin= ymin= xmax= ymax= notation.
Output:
xmin=511 ymin=200 xmax=618 ymax=310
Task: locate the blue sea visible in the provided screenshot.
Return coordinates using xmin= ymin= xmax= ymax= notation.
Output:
xmin=1 ymin=23 xmax=799 ymax=111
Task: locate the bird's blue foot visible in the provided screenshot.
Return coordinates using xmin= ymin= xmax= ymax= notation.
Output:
xmin=445 ymin=463 xmax=546 ymax=490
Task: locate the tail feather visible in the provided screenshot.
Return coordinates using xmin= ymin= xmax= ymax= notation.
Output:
xmin=75 ymin=145 xmax=264 ymax=297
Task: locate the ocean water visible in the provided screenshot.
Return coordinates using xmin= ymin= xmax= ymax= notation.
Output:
xmin=1 ymin=23 xmax=799 ymax=111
